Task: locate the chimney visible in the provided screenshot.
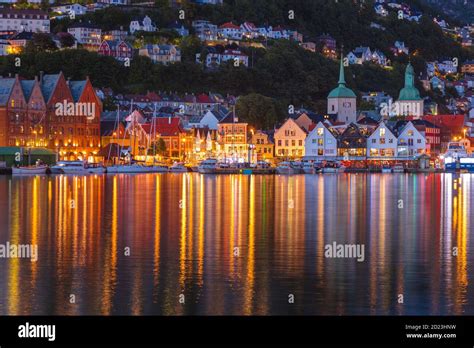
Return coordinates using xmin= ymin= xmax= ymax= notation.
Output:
xmin=66 ymin=77 xmax=70 ymax=86
xmin=39 ymin=71 xmax=44 ymax=84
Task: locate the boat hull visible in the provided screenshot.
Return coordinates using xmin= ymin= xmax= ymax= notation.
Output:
xmin=276 ymin=168 xmax=296 ymax=175
xmin=12 ymin=166 xmax=48 ymax=175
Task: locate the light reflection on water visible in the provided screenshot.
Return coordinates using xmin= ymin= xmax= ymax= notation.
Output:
xmin=0 ymin=173 xmax=472 ymax=315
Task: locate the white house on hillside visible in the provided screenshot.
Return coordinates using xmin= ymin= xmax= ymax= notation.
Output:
xmin=130 ymin=15 xmax=157 ymax=34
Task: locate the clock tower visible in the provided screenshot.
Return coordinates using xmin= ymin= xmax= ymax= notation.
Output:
xmin=327 ymin=53 xmax=357 ymax=124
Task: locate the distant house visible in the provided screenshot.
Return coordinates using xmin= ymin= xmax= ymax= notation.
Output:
xmin=168 ymin=21 xmax=189 ymax=37
xmin=391 ymin=41 xmax=409 ymax=55
xmin=102 ymin=29 xmax=128 ymax=41
xmin=371 ymin=49 xmax=387 ymax=66
xmin=98 ymin=0 xmax=131 ymax=4
xmin=98 ymin=40 xmax=133 ymax=61
xmin=240 ymin=22 xmax=259 ymax=39
xmin=0 ymin=9 xmax=50 ymax=33
xmin=68 ymin=23 xmax=102 ymax=49
xmin=139 ymin=44 xmax=181 ymax=65
xmin=52 ymin=4 xmax=87 ymax=17
xmin=300 ymin=42 xmax=316 ymax=53
xmin=317 ymin=33 xmax=337 ymax=59
xmin=192 ymin=20 xmax=218 ymax=41
xmin=130 ymin=15 xmax=157 ymax=34
xmin=218 ymin=22 xmax=242 ymax=40
xmin=437 ymin=59 xmax=458 ymax=74
xmin=197 ymin=49 xmax=248 ymax=68
xmin=374 ymin=4 xmax=388 ymax=16
xmin=8 ymin=31 xmax=35 ymax=52
xmin=430 ymin=76 xmax=445 ymax=94
xmin=461 ymin=60 xmax=474 ymax=74
xmin=346 ymin=47 xmax=372 ymax=65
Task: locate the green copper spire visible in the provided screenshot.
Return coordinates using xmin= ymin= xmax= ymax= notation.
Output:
xmin=328 ymin=51 xmax=356 ymax=99
xmin=338 ymin=52 xmax=346 ymax=85
xmin=398 ymin=63 xmax=421 ymax=101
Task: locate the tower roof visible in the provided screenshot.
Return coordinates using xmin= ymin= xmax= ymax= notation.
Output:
xmin=328 ymin=53 xmax=356 ymax=99
xmin=398 ymin=63 xmax=421 ymax=101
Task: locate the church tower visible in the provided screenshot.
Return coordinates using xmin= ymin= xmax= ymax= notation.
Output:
xmin=327 ymin=53 xmax=357 ymax=124
xmin=393 ymin=63 xmax=424 ymax=118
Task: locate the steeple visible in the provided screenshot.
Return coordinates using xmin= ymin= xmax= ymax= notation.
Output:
xmin=398 ymin=63 xmax=421 ymax=101
xmin=328 ymin=48 xmax=356 ymax=99
xmin=338 ymin=51 xmax=346 ymax=86
xmin=404 ymin=62 xmax=415 ymax=88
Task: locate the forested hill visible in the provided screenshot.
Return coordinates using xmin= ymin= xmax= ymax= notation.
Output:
xmin=0 ymin=0 xmax=471 ymax=116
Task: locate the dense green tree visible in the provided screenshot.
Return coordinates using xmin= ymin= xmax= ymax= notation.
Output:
xmin=236 ymin=93 xmax=285 ymax=129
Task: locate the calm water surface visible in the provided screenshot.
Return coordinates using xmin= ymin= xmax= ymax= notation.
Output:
xmin=0 ymin=173 xmax=473 ymax=315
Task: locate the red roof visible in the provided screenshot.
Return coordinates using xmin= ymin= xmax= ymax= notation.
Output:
xmin=145 ymin=91 xmax=162 ymax=102
xmin=146 ymin=117 xmax=183 ymax=136
xmin=219 ymin=22 xmax=240 ymax=30
xmin=196 ymin=93 xmax=211 ymax=103
xmin=422 ymin=115 xmax=466 ymax=132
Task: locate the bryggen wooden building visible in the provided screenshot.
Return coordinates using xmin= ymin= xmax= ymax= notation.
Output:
xmin=0 ymin=72 xmax=101 ymax=161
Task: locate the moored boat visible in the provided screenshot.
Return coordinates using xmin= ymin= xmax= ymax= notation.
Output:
xmin=12 ymin=164 xmax=48 ymax=175
xmin=321 ymin=161 xmax=346 ymax=173
xmin=169 ymin=162 xmax=188 ymax=173
xmin=51 ymin=161 xmax=106 ymax=174
xmin=198 ymin=159 xmax=218 ymax=174
xmin=393 ymin=163 xmax=404 ymax=173
xmin=276 ymin=161 xmax=297 ymax=175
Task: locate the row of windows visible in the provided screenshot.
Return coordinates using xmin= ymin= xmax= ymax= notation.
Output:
xmin=277 ymin=140 xmax=303 ymax=147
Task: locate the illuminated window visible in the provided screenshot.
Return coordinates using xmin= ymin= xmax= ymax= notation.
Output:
xmin=317 ymin=128 xmax=323 ymax=136
xmin=379 ymin=127 xmax=386 ymax=137
xmin=10 ymin=99 xmax=14 ymax=107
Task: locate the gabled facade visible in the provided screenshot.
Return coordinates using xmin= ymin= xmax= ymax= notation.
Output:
xmin=249 ymin=130 xmax=274 ymax=160
xmin=304 ymin=121 xmax=338 ymax=159
xmin=367 ymin=122 xmax=397 ymax=158
xmin=337 ymin=123 xmax=367 ymax=158
xmin=217 ymin=113 xmax=248 ymax=162
xmin=274 ymin=118 xmax=306 ymax=158
xmin=98 ymin=40 xmax=133 ymax=61
xmin=0 ymin=72 xmax=102 ymax=160
xmin=396 ymin=121 xmax=426 ymax=158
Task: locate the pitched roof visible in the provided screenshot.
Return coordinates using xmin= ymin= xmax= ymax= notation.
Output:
xmin=0 ymin=78 xmax=15 ymax=105
xmin=219 ymin=22 xmax=240 ymax=29
xmin=69 ymin=80 xmax=86 ymax=102
xmin=20 ymin=80 xmax=35 ymax=101
xmin=40 ymin=73 xmax=61 ymax=102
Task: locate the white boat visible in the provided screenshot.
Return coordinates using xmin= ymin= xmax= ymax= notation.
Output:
xmin=443 ymin=141 xmax=474 ymax=172
xmin=322 ymin=161 xmax=346 ymax=173
xmin=107 ymin=163 xmax=168 ymax=173
xmin=12 ymin=165 xmax=48 ymax=175
xmin=51 ymin=161 xmax=106 ymax=174
xmin=276 ymin=161 xmax=297 ymax=175
xmin=381 ymin=166 xmax=392 ymax=173
xmin=169 ymin=162 xmax=188 ymax=173
xmin=393 ymin=163 xmax=405 ymax=173
xmin=302 ymin=161 xmax=317 ymax=174
xmin=198 ymin=159 xmax=218 ymax=174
